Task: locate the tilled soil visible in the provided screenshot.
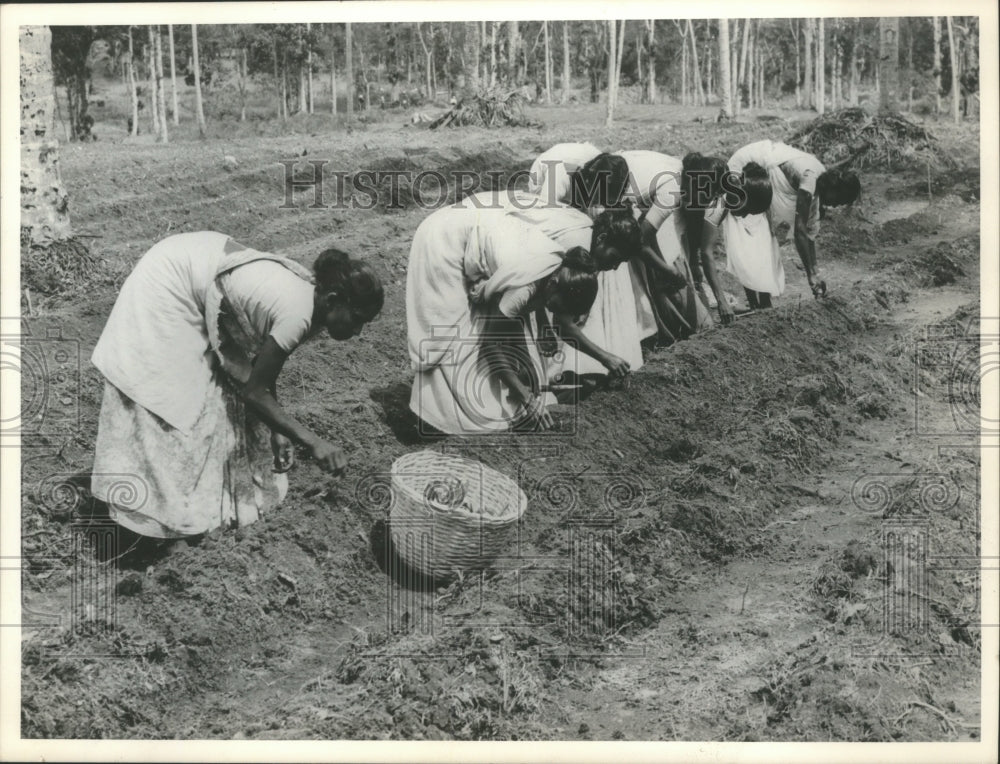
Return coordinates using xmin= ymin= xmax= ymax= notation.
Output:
xmin=19 ymin=105 xmax=983 ymax=741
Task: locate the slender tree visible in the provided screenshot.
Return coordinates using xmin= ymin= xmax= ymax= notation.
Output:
xmin=167 ymin=24 xmax=179 ymax=124
xmin=562 ymin=21 xmax=571 ymax=102
xmin=507 ymin=21 xmax=519 ymax=84
xmin=717 ymin=18 xmax=733 ymax=118
xmin=878 ymin=17 xmax=900 ymax=113
xmin=127 ymin=26 xmax=139 ymax=135
xmin=543 ymin=20 xmax=552 ymax=103
xmin=490 ymin=21 xmax=498 ymax=86
xmin=645 ymin=20 xmax=656 ymax=104
xmin=804 ymin=18 xmax=814 ymax=109
xmin=816 ymin=17 xmax=826 ymax=114
xmin=946 ymin=16 xmax=960 ymax=123
xmin=689 ymin=20 xmax=705 ymax=105
xmin=307 ymin=23 xmax=314 ymax=114
xmin=330 ymin=28 xmax=338 ymax=115
xmin=605 ymin=19 xmax=618 ymax=125
xmin=155 ymin=27 xmax=168 ymax=141
xmin=345 ymin=22 xmax=354 ymax=118
xmin=932 ymin=16 xmax=942 ymax=113
xmin=147 ymin=26 xmax=160 ymax=136
xmin=191 ymin=24 xmax=206 ymax=134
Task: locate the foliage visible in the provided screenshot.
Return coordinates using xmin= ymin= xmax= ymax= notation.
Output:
xmin=788 ymin=107 xmax=955 ymax=170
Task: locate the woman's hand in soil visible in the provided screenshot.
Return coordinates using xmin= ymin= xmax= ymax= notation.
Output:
xmin=514 ymin=394 xmax=554 ymax=431
xmin=718 ymin=301 xmax=735 ymax=326
xmin=602 ymin=353 xmax=631 ymax=379
xmin=308 ymin=438 xmax=347 ymax=475
xmin=271 ymin=432 xmax=295 ymax=473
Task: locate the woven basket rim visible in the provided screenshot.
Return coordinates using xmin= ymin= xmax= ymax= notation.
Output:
xmin=390 ymin=450 xmax=526 ymax=525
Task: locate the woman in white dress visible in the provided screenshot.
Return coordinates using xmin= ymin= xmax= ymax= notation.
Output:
xmin=406 ymin=204 xmax=600 ymax=435
xmin=90 ymin=232 xmax=383 ymax=541
xmin=696 ymin=140 xmax=861 ymax=309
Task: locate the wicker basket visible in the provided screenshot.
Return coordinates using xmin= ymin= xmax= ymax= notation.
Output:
xmin=389 ymin=450 xmax=527 ymax=576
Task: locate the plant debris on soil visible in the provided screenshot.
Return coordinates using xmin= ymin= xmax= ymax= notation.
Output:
xmin=430 ymin=86 xmax=538 ymax=129
xmin=788 ymin=107 xmax=949 ymax=170
xmin=17 ymin=101 xmax=983 ymax=743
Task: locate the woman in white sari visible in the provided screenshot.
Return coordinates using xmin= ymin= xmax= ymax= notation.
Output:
xmin=406 ymin=204 xmax=599 ymax=435
xmin=697 ymin=140 xmax=860 ymax=309
xmin=90 ymin=232 xmax=383 ymax=541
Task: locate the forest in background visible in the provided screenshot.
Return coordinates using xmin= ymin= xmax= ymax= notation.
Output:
xmin=49 ymin=18 xmax=981 ymax=143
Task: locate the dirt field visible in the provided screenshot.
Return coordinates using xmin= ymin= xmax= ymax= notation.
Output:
xmin=19 ymin=99 xmax=983 ymax=741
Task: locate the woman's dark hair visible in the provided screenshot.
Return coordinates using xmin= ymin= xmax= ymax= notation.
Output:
xmin=571 ymin=153 xmax=630 ymax=210
xmin=314 ymin=248 xmax=385 ymax=323
xmin=546 ymin=246 xmax=599 ymax=316
xmin=681 ymin=152 xmax=729 ymax=214
xmin=732 ymin=162 xmax=772 ymax=217
xmin=590 ymin=207 xmax=641 ymax=270
xmin=816 ymin=168 xmax=861 ymax=207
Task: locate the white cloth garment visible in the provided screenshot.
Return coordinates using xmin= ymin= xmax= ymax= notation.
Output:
xmin=406 ymin=205 xmax=563 ymax=434
xmin=528 ymin=142 xmax=602 ymax=205
xmin=91 ymin=232 xmax=310 ymax=536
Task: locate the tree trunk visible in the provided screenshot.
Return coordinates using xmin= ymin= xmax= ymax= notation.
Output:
xmin=490 ymin=21 xmax=498 ymax=86
xmin=281 ymin=55 xmax=288 ymax=119
xmin=747 ymin=21 xmax=755 ymax=109
xmin=793 ymin=20 xmax=802 ymax=107
xmin=20 ymin=25 xmax=72 ymax=243
xmin=307 ymin=23 xmax=314 ymax=114
xmin=168 ymin=24 xmax=179 ymax=124
xmin=155 ymin=27 xmax=169 ymax=141
xmin=563 ymin=21 xmax=572 ymax=102
xmin=605 ymin=19 xmax=617 ymax=125
xmin=464 ymin=21 xmax=481 ymax=95
xmin=946 ymin=16 xmax=960 ymax=124
xmin=816 ymin=18 xmax=825 ymax=114
xmin=878 ymin=17 xmax=900 ymax=113
xmin=849 ymin=19 xmax=860 ymax=105
xmin=933 ymin=17 xmax=942 ymax=113
xmin=645 ymin=20 xmax=656 ymax=104
xmin=128 ymin=27 xmax=139 ymax=135
xmin=831 ymin=34 xmax=840 ymax=110
xmin=543 ymin=21 xmax=552 ymax=103
xmin=191 ymin=24 xmax=206 ymax=134
xmin=330 ymin=34 xmax=338 ymax=115
xmin=239 ymin=47 xmax=248 ymax=121
xmin=717 ymin=19 xmax=733 ymax=118
xmin=689 ymin=20 xmax=705 ymax=106
xmin=273 ymin=37 xmax=283 ymax=119
xmin=345 ymin=22 xmax=354 ymax=118
xmin=804 ymin=19 xmax=814 ymax=109
xmin=679 ymin=21 xmax=688 ymax=105
xmin=758 ymin=41 xmax=765 ymax=107
xmin=147 ymin=27 xmax=159 ymax=136
xmin=507 ymin=21 xmax=519 ymax=84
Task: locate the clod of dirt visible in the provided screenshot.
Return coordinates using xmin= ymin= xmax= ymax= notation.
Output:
xmin=116 ymin=572 xmax=143 ymax=596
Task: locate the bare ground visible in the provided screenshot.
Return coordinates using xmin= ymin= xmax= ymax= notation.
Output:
xmin=19 ymin=103 xmax=982 ymax=741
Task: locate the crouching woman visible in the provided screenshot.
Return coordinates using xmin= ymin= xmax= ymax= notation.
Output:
xmin=90 ymin=232 xmax=383 ymax=540
xmin=406 ymin=206 xmax=598 ymax=434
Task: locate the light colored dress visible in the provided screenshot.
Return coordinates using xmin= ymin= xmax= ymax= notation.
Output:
xmin=616 ymin=150 xmax=714 ymax=342
xmin=706 ymin=140 xmax=825 ymax=295
xmin=91 ymin=232 xmax=315 ymax=537
xmin=406 ymin=205 xmax=564 ymax=434
xmin=527 ymin=141 xmax=601 ymax=205
xmin=458 ymin=189 xmax=642 ymax=379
